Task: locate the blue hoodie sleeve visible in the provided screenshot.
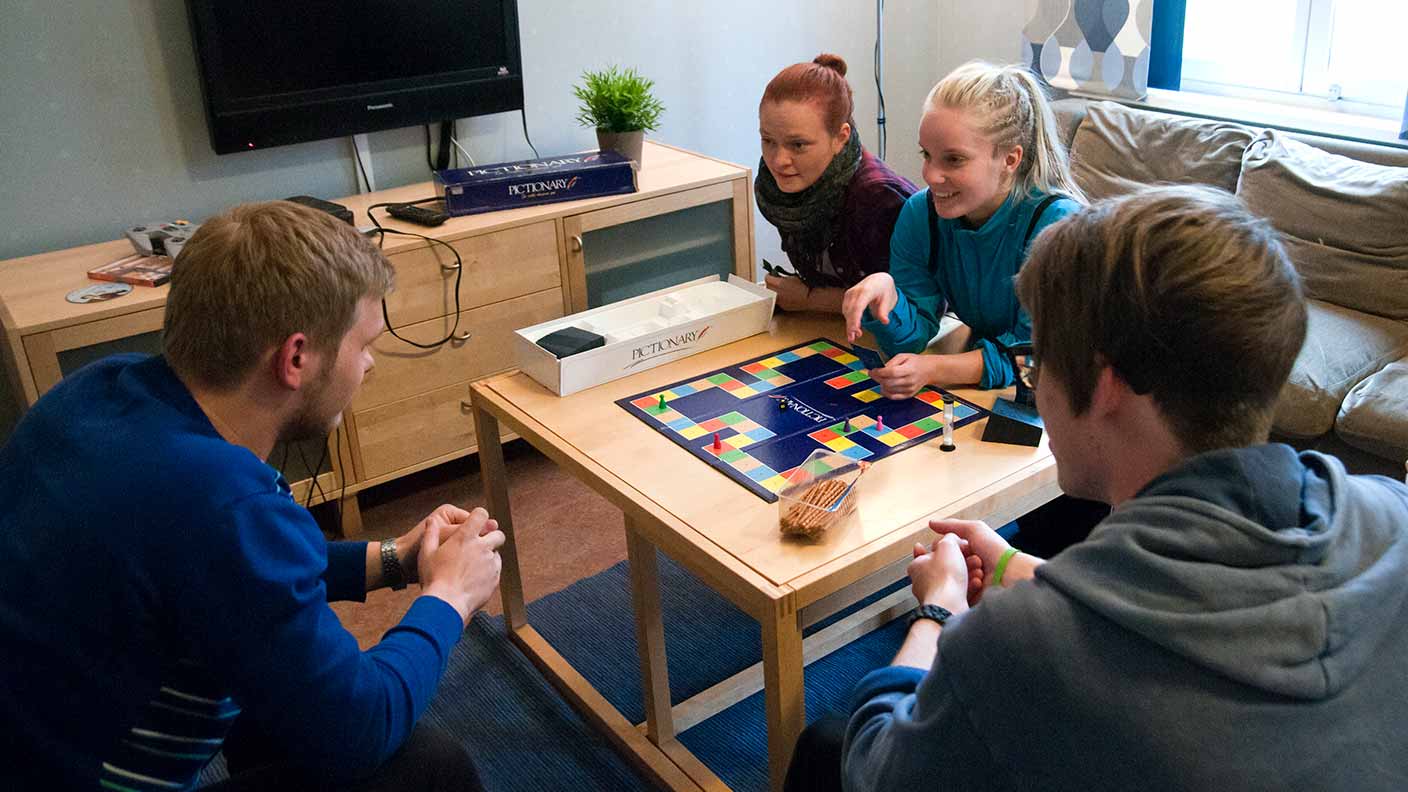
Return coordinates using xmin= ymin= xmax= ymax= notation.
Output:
xmin=324 ymin=541 xmax=369 ymax=603
xmin=843 ymin=639 xmax=998 ymax=790
xmin=168 ymin=493 xmax=464 ymax=779
xmin=863 ymin=192 xmax=946 ymax=355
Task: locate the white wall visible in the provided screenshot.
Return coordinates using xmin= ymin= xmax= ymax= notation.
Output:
xmin=0 ymin=1 xmax=938 ymax=266
xmin=935 ymin=0 xmax=1028 ymax=76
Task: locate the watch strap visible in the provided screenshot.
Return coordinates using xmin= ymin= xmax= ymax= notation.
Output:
xmin=380 ymin=539 xmax=408 ymax=591
xmin=909 ymin=603 xmax=953 ymax=627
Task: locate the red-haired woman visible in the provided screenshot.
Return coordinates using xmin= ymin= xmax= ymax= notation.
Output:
xmin=757 ymin=54 xmax=917 ymax=313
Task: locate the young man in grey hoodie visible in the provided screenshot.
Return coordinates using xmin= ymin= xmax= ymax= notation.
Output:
xmin=794 ymin=185 xmax=1408 ymax=791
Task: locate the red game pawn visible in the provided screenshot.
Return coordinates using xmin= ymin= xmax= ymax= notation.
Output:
xmin=713 ymin=432 xmax=722 ymax=451
xmin=876 ymin=415 xmax=884 ymax=432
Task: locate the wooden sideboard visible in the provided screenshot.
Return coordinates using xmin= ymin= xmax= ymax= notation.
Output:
xmin=0 ymin=141 xmax=756 ymax=534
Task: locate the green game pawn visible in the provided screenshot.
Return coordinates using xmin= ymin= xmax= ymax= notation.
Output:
xmin=658 ymin=394 xmax=666 ymax=411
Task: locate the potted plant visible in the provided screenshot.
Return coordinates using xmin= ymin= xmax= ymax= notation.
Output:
xmin=573 ymin=65 xmax=665 ymax=165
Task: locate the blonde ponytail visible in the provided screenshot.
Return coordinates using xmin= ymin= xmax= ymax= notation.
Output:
xmin=924 ymin=61 xmax=1086 ymax=204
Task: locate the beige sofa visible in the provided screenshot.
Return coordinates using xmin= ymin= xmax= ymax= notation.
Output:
xmin=1051 ymin=98 xmax=1408 ymax=477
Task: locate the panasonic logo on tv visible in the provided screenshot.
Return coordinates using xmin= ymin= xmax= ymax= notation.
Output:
xmin=366 ymin=103 xmax=395 ymax=111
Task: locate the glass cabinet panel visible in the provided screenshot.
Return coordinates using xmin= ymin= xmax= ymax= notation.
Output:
xmin=582 ymin=199 xmax=734 ymax=309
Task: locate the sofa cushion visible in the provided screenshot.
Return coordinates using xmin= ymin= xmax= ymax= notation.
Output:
xmin=1238 ymin=130 xmax=1408 ymax=321
xmin=1336 ymin=357 xmax=1408 ymax=464
xmin=1273 ymin=300 xmax=1408 ymax=439
xmin=1068 ymin=101 xmax=1256 ymax=200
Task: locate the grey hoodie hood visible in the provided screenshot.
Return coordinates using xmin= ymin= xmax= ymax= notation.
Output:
xmin=1038 ymin=444 xmax=1408 ymax=700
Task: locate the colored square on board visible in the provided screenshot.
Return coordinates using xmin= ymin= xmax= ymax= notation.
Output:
xmin=732 ymin=386 xmax=758 ymax=398
xmin=754 ymin=368 xmax=781 ymax=380
xmin=803 ymin=458 xmax=835 ymax=475
xmin=708 ymin=373 xmax=734 ymax=385
xmin=762 ymin=474 xmax=792 ymax=493
xmin=841 ymin=445 xmax=873 ymax=460
xmin=916 ymin=390 xmax=943 ymax=405
xmin=752 ymin=381 xmax=776 ymax=392
xmin=778 ymin=351 xmax=800 ymax=362
xmin=734 ymin=419 xmax=759 ymax=432
xmin=632 ymin=396 xmax=658 ymax=410
xmin=667 ymin=417 xmax=695 ymax=431
xmin=916 ymin=416 xmax=943 ymax=432
xmin=821 ymin=347 xmax=845 ymax=359
xmin=835 ymin=353 xmax=860 ymax=365
xmin=844 ymin=370 xmax=869 ymax=383
xmin=747 ymin=466 xmax=778 ymax=482
xmin=672 ymin=384 xmax=696 ymax=397
xmin=768 ymin=375 xmax=794 ymax=387
xmin=811 ymin=428 xmax=840 ymax=443
xmin=850 ymin=415 xmax=876 ymax=429
xmin=853 ymin=388 xmax=882 ymax=403
xmin=791 ymin=346 xmax=817 ymax=358
xmin=733 ymin=456 xmax=762 ymax=473
xmin=824 ymin=437 xmax=856 ymax=452
xmin=824 ymin=376 xmax=853 ymax=389
xmin=747 ymin=427 xmax=776 ymax=442
xmin=689 ymin=379 xmax=714 ymax=391
xmin=661 ymin=390 xmax=680 ymax=401
xmin=759 ymin=357 xmax=786 ymax=370
xmin=721 ymin=412 xmax=749 ymax=426
xmin=741 ymin=362 xmax=768 ymax=375
xmin=720 ymin=378 xmax=744 ymax=391
xmin=655 ymin=409 xmax=683 ymax=424
xmin=808 ymin=341 xmax=834 ymax=352
xmin=878 ymin=431 xmax=906 ymax=446
xmin=898 ymin=424 xmax=925 ymax=440
xmin=720 ymin=449 xmax=748 ymax=463
xmin=679 ymin=425 xmax=708 ymax=440
xmin=729 ymin=433 xmax=758 ymax=449
xmin=698 ymin=417 xmax=727 ymax=432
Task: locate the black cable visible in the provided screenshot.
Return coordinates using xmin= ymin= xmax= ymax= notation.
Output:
xmin=519 ymin=108 xmax=540 ymax=159
xmin=364 ymin=200 xmax=468 ymax=350
xmin=352 ymin=140 xmax=373 ymax=193
xmin=333 ymin=427 xmax=346 ymax=535
xmin=874 ymin=0 xmax=888 ymax=161
xmin=297 ymin=439 xmax=331 ymax=510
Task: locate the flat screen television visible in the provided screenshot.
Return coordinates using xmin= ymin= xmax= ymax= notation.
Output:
xmin=186 ymin=1 xmax=523 ymax=154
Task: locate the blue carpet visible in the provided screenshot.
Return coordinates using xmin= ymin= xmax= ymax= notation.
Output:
xmin=515 ymin=550 xmax=909 ymax=792
xmin=202 ymin=551 xmax=912 ymax=790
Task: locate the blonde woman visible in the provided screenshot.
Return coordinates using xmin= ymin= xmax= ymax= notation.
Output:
xmin=842 ymin=61 xmax=1087 ymax=398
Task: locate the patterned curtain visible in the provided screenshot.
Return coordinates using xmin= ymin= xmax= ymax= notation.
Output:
xmin=1022 ymin=0 xmax=1169 ymax=100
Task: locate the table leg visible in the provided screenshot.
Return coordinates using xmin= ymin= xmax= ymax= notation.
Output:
xmin=471 ymin=402 xmax=527 ymax=630
xmin=625 ymin=517 xmax=675 ymax=744
xmin=762 ymin=600 xmax=804 ymax=792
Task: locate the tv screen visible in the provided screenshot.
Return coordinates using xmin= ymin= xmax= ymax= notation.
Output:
xmin=187 ymin=1 xmax=524 ymax=154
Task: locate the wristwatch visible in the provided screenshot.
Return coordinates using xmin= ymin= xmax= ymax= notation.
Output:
xmin=380 ymin=538 xmax=408 ymax=591
xmin=908 ymin=604 xmax=953 ymax=628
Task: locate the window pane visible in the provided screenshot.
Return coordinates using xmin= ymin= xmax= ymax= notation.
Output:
xmin=1183 ymin=0 xmax=1306 ymax=93
xmin=1324 ymin=0 xmax=1408 ymax=107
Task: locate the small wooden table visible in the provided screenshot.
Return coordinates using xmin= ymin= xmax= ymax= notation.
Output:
xmin=468 ymin=314 xmax=1059 ymax=791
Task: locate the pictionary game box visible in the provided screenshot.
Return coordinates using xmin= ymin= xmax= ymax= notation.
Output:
xmin=434 ymin=150 xmax=638 ymax=216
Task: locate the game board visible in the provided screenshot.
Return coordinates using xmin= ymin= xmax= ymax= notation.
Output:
xmin=617 ymin=338 xmax=987 ymax=502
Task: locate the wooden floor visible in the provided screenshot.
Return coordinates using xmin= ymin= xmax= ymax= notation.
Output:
xmin=320 ymin=439 xmax=628 ymax=648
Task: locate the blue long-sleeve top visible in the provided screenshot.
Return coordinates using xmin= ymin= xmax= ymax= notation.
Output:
xmin=861 ymin=188 xmax=1080 ymax=389
xmin=0 ymin=355 xmax=464 ymax=790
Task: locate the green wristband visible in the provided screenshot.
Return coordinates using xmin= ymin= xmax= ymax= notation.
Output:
xmin=991 ymin=547 xmax=1019 ymax=588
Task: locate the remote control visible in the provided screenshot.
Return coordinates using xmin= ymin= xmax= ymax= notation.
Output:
xmin=387 ymin=203 xmax=449 ymax=227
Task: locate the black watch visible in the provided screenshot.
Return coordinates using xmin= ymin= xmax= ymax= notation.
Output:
xmin=908 ymin=604 xmax=953 ymax=627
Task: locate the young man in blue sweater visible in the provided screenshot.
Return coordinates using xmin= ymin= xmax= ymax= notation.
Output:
xmin=789 ymin=186 xmax=1408 ymax=791
xmin=0 ymin=202 xmax=506 ymax=791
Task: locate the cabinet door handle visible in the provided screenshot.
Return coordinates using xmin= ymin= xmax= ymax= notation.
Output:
xmin=570 ymin=234 xmax=583 ymax=253
xmin=451 ymin=330 xmax=472 ymax=344
xmin=441 ymin=259 xmax=462 ymax=273
xmin=459 ymin=399 xmax=473 ymax=412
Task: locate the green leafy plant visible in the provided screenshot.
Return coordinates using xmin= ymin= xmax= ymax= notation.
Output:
xmin=572 ymin=66 xmax=666 ymax=133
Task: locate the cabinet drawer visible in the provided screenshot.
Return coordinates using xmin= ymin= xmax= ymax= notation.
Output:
xmin=354 ymin=288 xmax=563 ymax=411
xmin=382 ymin=220 xmax=560 ymax=329
xmin=353 ymin=382 xmax=477 ymax=480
